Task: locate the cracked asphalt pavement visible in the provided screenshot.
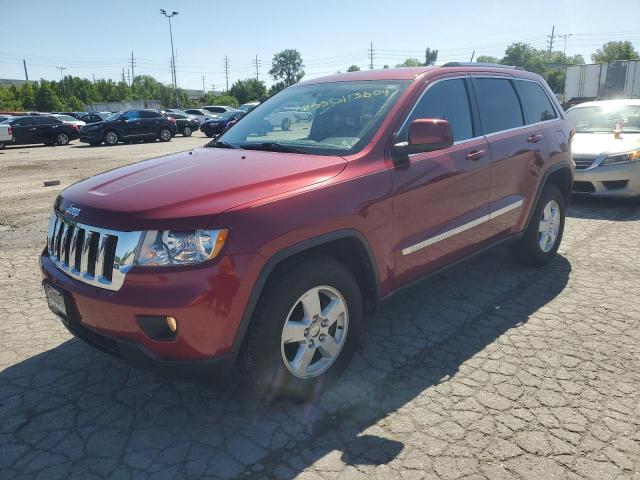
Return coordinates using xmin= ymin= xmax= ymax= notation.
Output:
xmin=1 ymin=141 xmax=639 ymax=479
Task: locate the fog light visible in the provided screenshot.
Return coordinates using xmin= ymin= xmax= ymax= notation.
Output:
xmin=166 ymin=316 xmax=177 ymax=333
xmin=137 ymin=315 xmax=178 ymax=341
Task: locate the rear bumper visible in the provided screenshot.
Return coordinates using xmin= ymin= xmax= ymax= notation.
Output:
xmin=573 ymin=161 xmax=640 ymax=197
xmin=40 ymin=249 xmax=264 ymax=377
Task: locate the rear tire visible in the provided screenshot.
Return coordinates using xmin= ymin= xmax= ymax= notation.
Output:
xmin=104 ymin=130 xmax=119 ymax=146
xmin=158 ymin=127 xmax=172 ymax=142
xmin=241 ymin=255 xmax=363 ymax=402
xmin=55 ymin=133 xmax=70 ymax=146
xmin=0 ymin=142 xmax=5 ymax=150
xmin=183 ymin=126 xmax=192 ymax=137
xmin=205 ymin=132 xmax=214 ymax=138
xmin=281 ymin=117 xmax=292 ymax=131
xmin=511 ymin=185 xmax=565 ymax=267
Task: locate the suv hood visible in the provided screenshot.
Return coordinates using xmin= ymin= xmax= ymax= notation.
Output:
xmin=57 ymin=147 xmax=347 ymax=230
xmin=573 ymin=132 xmax=640 ymax=157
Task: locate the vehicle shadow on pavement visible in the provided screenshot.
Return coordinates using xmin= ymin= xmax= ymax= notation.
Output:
xmin=0 ymin=249 xmax=571 ymax=479
xmin=568 ymin=195 xmax=639 ymax=221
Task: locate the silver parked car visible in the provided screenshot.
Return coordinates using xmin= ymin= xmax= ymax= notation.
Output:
xmin=567 ymin=99 xmax=640 ymax=197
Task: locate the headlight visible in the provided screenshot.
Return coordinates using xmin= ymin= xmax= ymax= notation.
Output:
xmin=136 ymin=229 xmax=228 ymax=267
xmin=601 ymin=149 xmax=640 ymax=166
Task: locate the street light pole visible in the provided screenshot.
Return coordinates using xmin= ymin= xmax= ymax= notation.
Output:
xmin=160 ymin=9 xmax=179 ymax=108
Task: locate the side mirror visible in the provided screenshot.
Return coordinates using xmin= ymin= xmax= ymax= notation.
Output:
xmin=393 ymin=119 xmax=453 ymax=158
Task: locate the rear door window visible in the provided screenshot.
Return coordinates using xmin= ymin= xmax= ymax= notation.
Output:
xmin=122 ymin=111 xmax=140 ymax=120
xmin=472 ymin=78 xmax=524 ymax=134
xmin=513 ymin=80 xmax=557 ymax=124
xmin=140 ymin=111 xmax=161 ymax=119
xmin=13 ymin=117 xmax=35 ymax=126
xmin=400 ymin=78 xmax=474 ymax=143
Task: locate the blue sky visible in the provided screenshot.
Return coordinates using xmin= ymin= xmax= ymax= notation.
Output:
xmin=1 ymin=0 xmax=639 ymax=91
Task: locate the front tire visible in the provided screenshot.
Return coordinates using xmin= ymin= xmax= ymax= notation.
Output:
xmin=511 ymin=185 xmax=565 ymax=267
xmin=241 ymin=256 xmax=363 ymax=402
xmin=0 ymin=142 xmax=5 ymax=150
xmin=281 ymin=117 xmax=292 ymax=131
xmin=158 ymin=128 xmax=172 ymax=142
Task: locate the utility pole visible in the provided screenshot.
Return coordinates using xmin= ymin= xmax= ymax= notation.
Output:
xmin=254 ymin=55 xmax=259 ymax=81
xmin=127 ymin=68 xmax=131 ymax=85
xmin=23 ymin=59 xmax=29 ymax=81
xmin=558 ymin=33 xmax=572 ymax=57
xmin=130 ymin=51 xmax=136 ymax=83
xmin=368 ymin=42 xmax=375 ymax=70
xmin=211 ymin=84 xmax=215 ymax=95
xmin=122 ymin=68 xmax=126 ymax=83
xmin=224 ymin=56 xmax=230 ymax=91
xmin=470 ymin=50 xmax=476 ymax=62
xmin=92 ymin=74 xmax=96 ymax=83
xmin=57 ymin=66 xmax=67 ymax=82
xmin=202 ymin=75 xmax=206 ymax=93
xmin=547 ymin=25 xmax=556 ymax=55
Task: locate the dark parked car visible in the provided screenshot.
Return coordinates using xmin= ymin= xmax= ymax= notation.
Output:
xmin=3 ymin=115 xmax=80 ymax=146
xmin=162 ymin=112 xmax=199 ymax=136
xmin=79 ymin=110 xmax=177 ymax=146
xmin=200 ymin=110 xmax=245 ymax=137
xmin=54 ymin=112 xmax=88 ymax=120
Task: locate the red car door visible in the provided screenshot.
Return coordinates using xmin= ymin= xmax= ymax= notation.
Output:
xmin=391 ymin=76 xmax=493 ymax=287
xmin=470 ymin=76 xmax=554 ymax=237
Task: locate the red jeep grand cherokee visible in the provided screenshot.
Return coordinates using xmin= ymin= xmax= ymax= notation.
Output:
xmin=41 ymin=63 xmax=573 ymax=399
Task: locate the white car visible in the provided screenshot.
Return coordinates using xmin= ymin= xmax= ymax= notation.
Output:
xmin=184 ymin=108 xmax=216 ymax=124
xmin=567 ymin=99 xmax=640 ymax=197
xmin=53 ymin=114 xmax=86 ymax=128
xmin=0 ymin=121 xmax=12 ymax=149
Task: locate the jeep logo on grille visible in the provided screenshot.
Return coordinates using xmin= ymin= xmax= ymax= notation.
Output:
xmin=64 ymin=206 xmax=81 ymax=218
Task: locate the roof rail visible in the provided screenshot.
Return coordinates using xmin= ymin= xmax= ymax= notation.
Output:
xmin=442 ymin=62 xmax=525 ymax=71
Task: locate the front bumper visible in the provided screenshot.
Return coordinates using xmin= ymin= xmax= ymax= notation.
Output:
xmin=40 ymin=250 xmax=263 ymax=377
xmin=80 ymin=129 xmax=102 ymax=143
xmin=202 ymin=124 xmax=225 ymax=135
xmin=573 ymin=160 xmax=640 ymax=197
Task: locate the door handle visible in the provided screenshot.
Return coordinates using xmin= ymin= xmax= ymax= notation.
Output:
xmin=465 ymin=150 xmax=486 ymax=161
xmin=527 ymin=134 xmax=543 ymax=143
xmin=28 ymin=128 xmax=36 ymax=131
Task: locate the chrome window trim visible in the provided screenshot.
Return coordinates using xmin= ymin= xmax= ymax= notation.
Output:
xmin=401 ymin=199 xmax=523 ymax=256
xmin=395 ymin=74 xmax=562 ymax=154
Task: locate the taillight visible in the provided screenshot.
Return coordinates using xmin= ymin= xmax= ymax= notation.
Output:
xmin=7 ymin=127 xmax=12 ymax=136
xmin=169 ymin=116 xmax=176 ymax=123
xmin=71 ymin=124 xmax=79 ymax=131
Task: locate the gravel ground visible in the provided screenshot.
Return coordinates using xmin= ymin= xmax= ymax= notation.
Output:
xmin=0 ymin=138 xmax=639 ymax=479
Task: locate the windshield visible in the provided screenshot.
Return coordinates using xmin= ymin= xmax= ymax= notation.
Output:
xmin=213 ymin=80 xmax=409 ymax=155
xmin=56 ymin=115 xmax=76 ymax=122
xmin=567 ymin=104 xmax=640 ymax=133
xmin=105 ymin=112 xmax=121 ymax=121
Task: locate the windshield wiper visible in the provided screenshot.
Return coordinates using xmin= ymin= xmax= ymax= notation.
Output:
xmin=239 ymin=142 xmax=307 ymax=154
xmin=210 ymin=140 xmax=238 ymax=149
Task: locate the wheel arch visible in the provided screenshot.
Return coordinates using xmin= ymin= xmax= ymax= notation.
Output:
xmin=231 ymin=229 xmax=380 ymax=353
xmin=523 ymin=161 xmax=573 ymax=231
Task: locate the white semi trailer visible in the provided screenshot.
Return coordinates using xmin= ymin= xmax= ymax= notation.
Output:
xmin=564 ymin=60 xmax=640 ymax=103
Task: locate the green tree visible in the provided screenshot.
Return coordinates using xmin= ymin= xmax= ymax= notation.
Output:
xmin=591 ymin=41 xmax=639 ymax=63
xmin=476 ymin=55 xmax=499 ymax=64
xmin=0 ymin=86 xmax=21 ymax=110
xmin=35 ymin=81 xmax=64 ymax=111
xmin=199 ymin=93 xmax=238 ymax=107
xmin=20 ymin=82 xmax=36 ymax=110
xmin=500 ymin=42 xmax=547 ymax=74
xmin=65 ymin=95 xmax=85 ymax=111
xmin=268 ymin=81 xmax=287 ymax=97
xmin=424 ymin=48 xmax=438 ymax=66
xmin=229 ymin=79 xmax=267 ymax=104
xmin=347 ymin=65 xmax=361 ymax=72
xmin=396 ymin=58 xmax=422 ymax=67
xmin=269 ymin=49 xmax=305 ymax=86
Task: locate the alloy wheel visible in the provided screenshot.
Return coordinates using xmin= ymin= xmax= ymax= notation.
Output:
xmin=280 ymin=285 xmax=349 ymax=379
xmin=57 ymin=133 xmax=69 ymax=145
xmin=538 ymin=199 xmax=561 ymax=252
xmin=105 ymin=131 xmax=118 ymax=145
xmin=160 ymin=129 xmax=171 ymax=141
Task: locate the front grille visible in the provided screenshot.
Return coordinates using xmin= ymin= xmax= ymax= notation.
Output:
xmin=573 ymin=156 xmax=597 ymax=170
xmin=603 ymin=180 xmax=629 ymax=190
xmin=46 ymin=212 xmax=142 ymax=291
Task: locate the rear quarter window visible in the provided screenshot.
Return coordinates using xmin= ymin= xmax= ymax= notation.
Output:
xmin=473 ymin=78 xmax=524 ymax=134
xmin=513 ymin=80 xmax=557 ymax=124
